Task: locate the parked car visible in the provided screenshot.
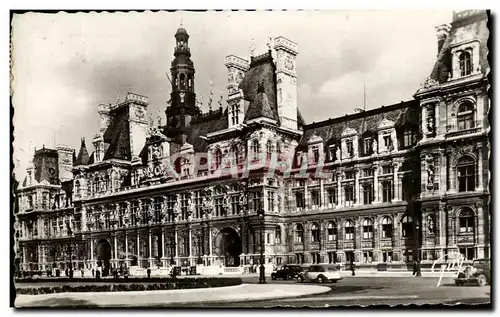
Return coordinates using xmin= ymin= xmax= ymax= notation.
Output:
xmin=271 ymin=265 xmax=303 ymax=280
xmin=455 ymin=258 xmax=490 ymax=286
xmin=297 ymin=264 xmax=342 ymax=284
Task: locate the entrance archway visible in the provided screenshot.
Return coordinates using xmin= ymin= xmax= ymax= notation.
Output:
xmin=96 ymin=239 xmax=112 ymax=276
xmin=219 ymin=228 xmax=242 ymax=267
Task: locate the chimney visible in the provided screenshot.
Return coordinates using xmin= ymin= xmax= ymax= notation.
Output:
xmin=435 ymin=24 xmax=451 ymax=55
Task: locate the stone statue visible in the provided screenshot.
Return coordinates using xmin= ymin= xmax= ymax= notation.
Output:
xmin=152 ymin=144 xmax=161 ymax=160
xmin=372 ymin=139 xmax=378 ymax=154
xmin=335 ymin=147 xmax=341 ymax=161
xmin=427 ymin=215 xmax=435 ymax=234
xmin=173 ymin=199 xmax=181 ymax=216
xmin=427 ymin=164 xmax=435 ymax=187
xmin=427 ymin=115 xmax=435 ymax=134
xmin=188 ymin=197 xmax=195 ymax=215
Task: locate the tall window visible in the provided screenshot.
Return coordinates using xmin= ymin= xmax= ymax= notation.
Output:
xmin=195 ymin=191 xmax=203 ymax=219
xmin=267 ymin=191 xmax=275 ymax=212
xmin=345 ymin=171 xmax=354 ymax=180
xmin=154 ymin=198 xmax=162 ymax=223
xmin=459 ymin=209 xmax=475 ymax=233
xmin=361 ymin=183 xmax=372 ymax=204
xmin=363 ymin=137 xmax=372 ymax=155
xmin=214 ymin=197 xmax=223 ymax=217
xmin=381 ymin=180 xmax=393 ymax=202
xmin=251 ymin=191 xmax=262 ymax=211
xmin=131 ymin=201 xmax=139 ymax=226
xmin=345 ymin=220 xmax=355 ymax=240
xmin=459 ymin=51 xmax=472 ymax=76
xmin=231 ymin=195 xmax=239 ymax=215
xmin=346 ymin=140 xmax=354 ymax=157
xmin=311 ymin=223 xmax=320 ymax=242
xmin=345 ymin=185 xmax=354 ymax=206
xmin=230 ymin=103 xmax=240 ymax=125
xmin=381 ymin=217 xmax=393 ymax=238
xmin=327 ymin=222 xmax=337 ymax=241
xmin=275 ymin=226 xmax=282 ymax=244
xmin=327 ymin=187 xmax=337 ymax=205
xmin=295 ymin=224 xmax=304 ymax=243
xmin=382 ymin=165 xmax=393 ymax=175
xmin=311 ymin=190 xmax=321 ymax=207
xmin=401 ymin=216 xmax=413 ymax=238
xmin=231 ymin=145 xmax=240 ymax=166
xmin=295 ymin=192 xmax=305 ymax=209
xmin=363 ymin=168 xmax=373 ymax=177
xmin=362 ymin=219 xmax=373 ymax=239
xmin=457 ymin=156 xmax=475 ymax=192
xmin=214 ymin=149 xmax=222 ymax=169
xmin=251 ymin=139 xmax=260 ymax=161
xmin=403 ymin=129 xmax=417 ymax=148
xmin=328 ymin=146 xmax=336 ymax=161
xmin=119 ymin=203 xmax=126 ymax=227
xmin=457 ymin=101 xmax=475 ymax=130
xmin=266 ymin=140 xmax=273 ymax=160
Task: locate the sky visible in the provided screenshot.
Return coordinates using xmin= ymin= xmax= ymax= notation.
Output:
xmin=11 ymin=10 xmax=453 ymax=181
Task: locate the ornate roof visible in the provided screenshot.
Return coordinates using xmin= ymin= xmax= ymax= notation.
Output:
xmin=341 ymin=127 xmax=357 ymax=137
xmin=377 ymin=117 xmax=395 ymax=130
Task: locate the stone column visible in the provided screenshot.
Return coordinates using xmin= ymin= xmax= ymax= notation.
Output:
xmin=373 ymin=219 xmax=380 ymax=262
xmin=435 ymin=102 xmax=440 ymax=137
xmin=208 ymin=224 xmax=213 ymax=265
xmin=319 ymin=179 xmax=325 ymax=210
xmin=90 ymin=238 xmax=94 ymax=269
xmin=125 ymin=232 xmax=130 ymax=268
xmin=304 ymin=180 xmax=309 ymax=211
xmin=373 ymin=164 xmax=379 ymax=204
xmin=174 ymin=226 xmax=179 ymax=263
xmin=422 ymin=107 xmax=428 ymax=141
xmin=188 ymin=223 xmax=193 ymax=266
xmin=148 ymin=230 xmax=153 ymax=268
xmin=477 ymin=143 xmax=484 ymax=190
xmin=354 ymin=168 xmax=360 ymax=206
xmin=114 ymin=234 xmax=118 ymax=268
xmin=336 ymin=172 xmax=342 ymax=207
xmin=392 ymin=162 xmax=400 ymax=202
xmin=161 ymin=227 xmax=166 ymax=266
xmin=137 ymin=232 xmax=141 ymax=268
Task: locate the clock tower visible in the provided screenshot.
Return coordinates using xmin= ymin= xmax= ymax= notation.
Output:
xmin=165 ymin=26 xmax=198 ymax=145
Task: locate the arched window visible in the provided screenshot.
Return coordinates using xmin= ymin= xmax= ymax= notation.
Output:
xmin=214 ymin=149 xmax=222 ymax=169
xmin=251 ymin=139 xmax=260 ymax=161
xmin=457 ymin=156 xmax=475 ymax=192
xmin=459 ymin=209 xmax=475 ymax=233
xmin=75 ymin=180 xmax=81 ymax=196
xmin=187 ymin=75 xmax=192 ymax=89
xmin=179 ymin=73 xmax=186 ymax=89
xmin=362 ymin=219 xmax=373 ymax=239
xmin=267 ymin=233 xmax=271 ymax=244
xmin=327 ymin=222 xmax=337 ymax=241
xmin=311 ymin=223 xmax=320 ymax=242
xmin=381 ymin=217 xmax=393 ymax=238
xmin=345 ymin=220 xmax=354 ymax=240
xmin=295 ymin=224 xmax=304 ymax=243
xmin=275 ymin=226 xmax=281 ymax=244
xmin=459 ymin=51 xmax=472 ymax=77
xmin=266 ymin=140 xmax=273 ymax=160
xmin=401 ymin=216 xmax=413 ymax=238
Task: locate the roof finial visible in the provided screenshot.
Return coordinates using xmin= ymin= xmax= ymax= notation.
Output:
xmin=249 ymin=38 xmax=256 ymax=58
xmin=180 ymin=16 xmax=184 ymax=28
xmin=116 ymin=91 xmax=120 ymax=105
xmin=156 ymin=108 xmax=162 ymax=127
xmin=267 ymin=31 xmax=273 ymax=51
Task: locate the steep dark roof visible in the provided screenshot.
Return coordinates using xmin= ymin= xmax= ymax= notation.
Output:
xmin=239 ymin=51 xmax=279 ymax=123
xmin=188 ymin=109 xmax=228 ymax=152
xmin=88 ymin=151 xmax=95 ymax=165
xmin=298 ymin=100 xmax=419 ymax=148
xmin=103 ymin=106 xmax=131 ymax=161
xmin=429 ymin=11 xmax=489 ymax=83
xmin=75 ymin=138 xmax=90 ymax=166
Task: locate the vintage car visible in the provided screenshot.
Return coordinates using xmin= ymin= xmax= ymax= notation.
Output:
xmin=297 ymin=264 xmax=342 ymax=284
xmin=454 ymin=258 xmax=490 ymax=286
xmin=271 ymin=264 xmax=303 ymax=280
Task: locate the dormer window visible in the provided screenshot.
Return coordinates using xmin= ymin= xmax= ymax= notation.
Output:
xmin=312 ymin=147 xmax=320 ymax=164
xmin=383 ymin=135 xmax=392 ymax=149
xmin=363 ymin=137 xmax=372 ymax=156
xmin=230 ymin=103 xmax=240 ymax=125
xmin=459 ymin=51 xmax=472 ymax=77
xmin=214 ymin=149 xmax=222 ymax=169
xmin=328 ymin=145 xmax=335 ymax=161
xmin=346 ymin=140 xmax=354 ymax=157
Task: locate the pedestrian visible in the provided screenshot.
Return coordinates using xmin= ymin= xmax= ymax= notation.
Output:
xmin=416 ymin=259 xmax=422 ymax=277
xmin=91 ymin=268 xmax=95 ymax=277
xmin=350 ymin=261 xmax=356 ymax=277
xmin=81 ymin=268 xmax=84 ymax=277
xmin=412 ymin=261 xmax=417 ymax=276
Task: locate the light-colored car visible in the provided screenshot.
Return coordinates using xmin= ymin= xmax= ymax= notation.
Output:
xmin=297 ymin=264 xmax=342 ymax=284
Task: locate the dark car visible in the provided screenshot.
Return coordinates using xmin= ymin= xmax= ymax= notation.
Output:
xmin=271 ymin=265 xmax=303 ymax=280
xmin=455 ymin=258 xmax=490 ymax=286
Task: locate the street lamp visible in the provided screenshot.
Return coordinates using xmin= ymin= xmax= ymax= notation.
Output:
xmin=257 ymin=206 xmax=266 ymax=284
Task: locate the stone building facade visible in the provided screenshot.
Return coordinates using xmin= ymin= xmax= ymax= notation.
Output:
xmin=15 ymin=10 xmax=490 ymax=274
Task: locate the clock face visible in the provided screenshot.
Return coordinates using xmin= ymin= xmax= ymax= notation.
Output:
xmin=48 ymin=167 xmax=55 ymax=175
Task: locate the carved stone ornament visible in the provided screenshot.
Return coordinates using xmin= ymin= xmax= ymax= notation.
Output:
xmin=188 ymin=196 xmax=195 ymax=216
xmin=335 ymin=147 xmax=341 ymax=160
xmin=426 ymin=215 xmax=435 ymax=235
xmin=372 ymin=139 xmax=378 ymax=153
xmin=421 ymin=77 xmax=439 ymax=89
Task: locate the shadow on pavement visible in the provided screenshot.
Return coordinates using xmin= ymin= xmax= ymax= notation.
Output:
xmin=16 ymin=297 xmax=99 ymax=308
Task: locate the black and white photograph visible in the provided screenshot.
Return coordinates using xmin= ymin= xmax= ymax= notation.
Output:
xmin=9 ymin=8 xmax=492 ymax=309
